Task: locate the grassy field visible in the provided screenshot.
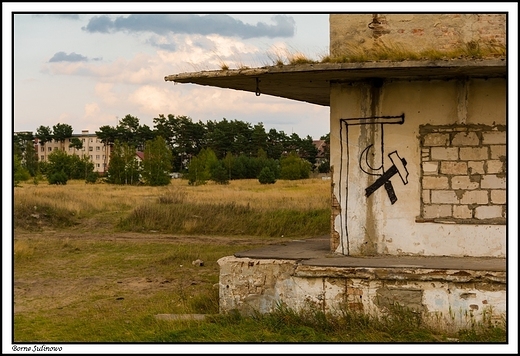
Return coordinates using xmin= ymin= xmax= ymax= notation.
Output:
xmin=11 ymin=178 xmax=507 ymax=347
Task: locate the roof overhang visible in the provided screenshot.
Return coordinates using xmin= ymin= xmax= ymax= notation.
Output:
xmin=164 ymin=59 xmax=506 ymax=107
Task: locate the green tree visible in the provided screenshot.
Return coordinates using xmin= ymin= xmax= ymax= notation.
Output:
xmin=222 ymin=151 xmax=235 ymax=181
xmin=280 ymin=151 xmax=311 ymax=180
xmin=69 ymin=137 xmax=83 ymax=151
xmin=14 ymin=154 xmax=31 ymax=186
xmin=186 ymin=148 xmax=218 ymax=185
xmin=299 ymin=135 xmax=319 ymax=167
xmin=210 ymin=161 xmax=230 ymax=185
xmin=69 ymin=155 xmax=95 ymax=180
xmin=53 ymin=123 xmax=73 ymax=151
xmin=96 ymin=125 xmax=118 ymax=171
xmin=48 ymin=170 xmax=68 ymax=185
xmin=106 ymin=140 xmax=141 ymax=185
xmin=258 ymin=166 xmax=276 ymax=184
xmin=153 ymin=114 xmax=206 ymax=172
xmin=251 ymin=123 xmax=268 ymax=155
xmin=266 ymin=128 xmax=286 ymax=160
xmin=45 ymin=150 xmax=71 ymax=184
xmin=35 ymin=125 xmax=53 ymax=161
xmin=141 ymin=136 xmax=172 ymax=186
xmin=14 ymin=132 xmax=38 ymax=177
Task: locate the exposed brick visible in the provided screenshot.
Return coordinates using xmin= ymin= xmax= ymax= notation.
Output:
xmin=422 ymin=189 xmax=431 ymax=204
xmin=422 ymin=161 xmax=439 ymax=174
xmin=423 ymin=133 xmax=450 ymax=146
xmin=453 ymin=205 xmax=473 ymax=219
xmin=431 ymin=190 xmax=460 ymax=204
xmin=452 ymin=131 xmax=480 ymax=146
xmin=431 ymin=147 xmax=459 ymax=160
xmin=475 ymin=206 xmax=503 ymax=219
xmin=490 ymin=145 xmax=506 ymax=159
xmin=468 ymin=161 xmax=485 ymax=174
xmin=348 ymin=288 xmax=363 ymax=296
xmin=482 ymin=131 xmax=506 ymax=145
xmin=451 ymin=176 xmax=479 ymax=190
xmin=423 ymin=204 xmax=452 ymax=218
xmin=490 ymin=190 xmax=506 ymax=204
xmin=481 ymin=175 xmax=506 ymax=189
xmin=486 ymin=160 xmax=504 ymax=174
xmin=459 ymin=147 xmax=489 ymax=160
xmin=460 ymin=190 xmax=489 ymax=205
xmin=440 ymin=161 xmax=467 ymax=175
xmin=422 ymin=176 xmax=449 ymax=189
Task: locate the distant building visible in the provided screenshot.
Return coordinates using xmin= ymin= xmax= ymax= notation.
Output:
xmin=312 ymin=139 xmax=328 ymax=167
xmin=33 ymin=130 xmax=111 ymax=173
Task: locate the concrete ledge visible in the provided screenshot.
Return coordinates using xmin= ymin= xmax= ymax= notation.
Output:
xmin=220 ymin=237 xmax=507 ymax=330
xmin=234 ymin=236 xmax=506 ymax=272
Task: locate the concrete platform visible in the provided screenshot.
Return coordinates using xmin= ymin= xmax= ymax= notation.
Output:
xmin=219 ymin=236 xmax=507 ymax=331
xmin=234 ymin=236 xmax=506 ymax=271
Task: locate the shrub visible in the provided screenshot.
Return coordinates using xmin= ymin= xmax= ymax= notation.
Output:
xmin=258 ymin=167 xmax=276 ymax=184
xmin=48 ymin=170 xmax=68 ymax=185
xmin=280 ymin=151 xmax=311 ymax=180
xmin=85 ymin=172 xmax=99 ymax=184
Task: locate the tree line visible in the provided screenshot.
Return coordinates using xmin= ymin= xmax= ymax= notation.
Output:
xmin=13 ymin=114 xmax=330 ymax=186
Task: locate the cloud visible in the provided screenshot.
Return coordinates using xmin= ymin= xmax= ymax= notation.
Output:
xmin=57 ymin=14 xmax=80 ymax=20
xmin=44 ymin=35 xmax=264 ymax=83
xmin=49 ymin=51 xmax=98 ymax=63
xmin=82 ymin=14 xmax=295 ymax=39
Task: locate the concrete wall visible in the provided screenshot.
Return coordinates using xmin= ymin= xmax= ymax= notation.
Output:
xmin=329 ymin=77 xmax=506 ymax=257
xmin=330 ymin=14 xmax=506 ymax=56
xmin=219 ymin=256 xmax=506 ymax=331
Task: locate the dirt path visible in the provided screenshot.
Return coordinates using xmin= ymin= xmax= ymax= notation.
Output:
xmin=12 ymin=230 xmax=286 ymax=316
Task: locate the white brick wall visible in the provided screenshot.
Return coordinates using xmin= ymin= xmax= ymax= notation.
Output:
xmin=420 ymin=125 xmax=506 ymax=223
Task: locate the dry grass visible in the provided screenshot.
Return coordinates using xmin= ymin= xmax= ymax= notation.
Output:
xmin=178 ymin=178 xmax=329 ymax=210
xmin=14 ymin=178 xmax=329 ymax=212
xmin=13 ymin=178 xmax=331 ymax=236
xmin=320 ymin=40 xmax=506 ymax=63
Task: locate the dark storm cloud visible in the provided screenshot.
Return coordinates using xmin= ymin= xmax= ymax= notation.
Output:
xmin=48 ymin=51 xmax=94 ymax=63
xmin=82 ymin=14 xmax=295 ymax=39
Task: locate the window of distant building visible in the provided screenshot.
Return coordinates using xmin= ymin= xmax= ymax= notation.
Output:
xmin=89 ymin=147 xmax=93 ymax=151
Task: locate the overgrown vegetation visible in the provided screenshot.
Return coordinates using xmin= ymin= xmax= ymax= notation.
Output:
xmin=15 ymin=115 xmax=329 ymax=188
xmin=13 ymin=178 xmax=330 ymax=237
xmin=12 ymin=179 xmax=506 ymax=343
xmin=320 ymin=40 xmax=506 ymax=64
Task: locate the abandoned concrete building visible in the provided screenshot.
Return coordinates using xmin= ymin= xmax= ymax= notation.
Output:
xmin=165 ymin=14 xmax=508 ymax=331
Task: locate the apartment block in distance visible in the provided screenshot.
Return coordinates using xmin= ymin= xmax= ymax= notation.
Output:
xmin=35 ymin=130 xmax=111 ymax=173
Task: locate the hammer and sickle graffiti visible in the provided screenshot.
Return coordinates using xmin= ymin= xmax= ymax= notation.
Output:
xmin=364 ymin=150 xmax=408 ymax=204
xmin=341 ymin=114 xmax=408 ymax=205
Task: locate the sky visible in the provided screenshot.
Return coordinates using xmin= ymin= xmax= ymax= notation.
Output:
xmin=6 ymin=3 xmax=519 ymax=142
xmin=9 ymin=5 xmax=333 ymax=140
xmin=3 ymin=2 xmax=519 ymax=355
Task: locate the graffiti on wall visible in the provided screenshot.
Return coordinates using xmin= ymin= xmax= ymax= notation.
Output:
xmin=340 ymin=114 xmax=408 ymax=204
xmin=364 ymin=150 xmax=408 ymax=204
xmin=337 ymin=114 xmax=407 ymax=254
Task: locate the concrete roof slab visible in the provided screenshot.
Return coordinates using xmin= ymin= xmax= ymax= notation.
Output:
xmin=165 ymin=59 xmax=506 ymax=106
